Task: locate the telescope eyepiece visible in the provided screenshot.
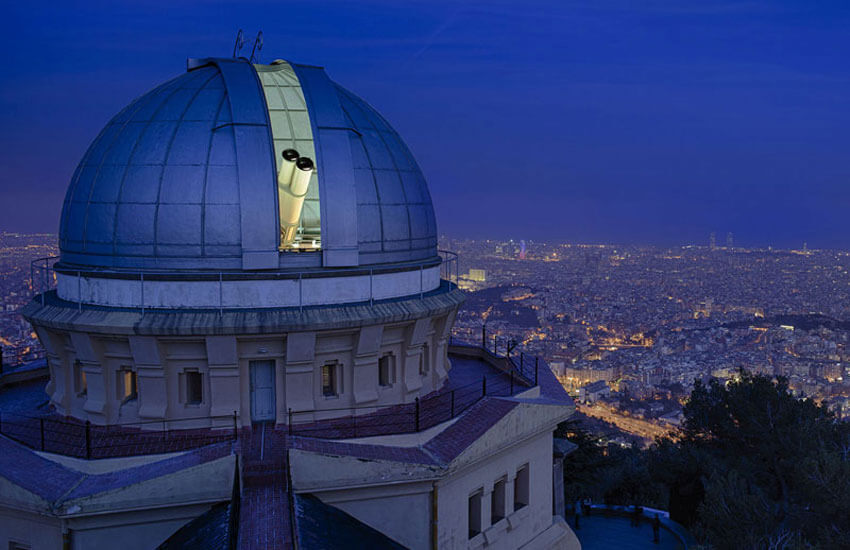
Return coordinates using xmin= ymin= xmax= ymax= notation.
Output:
xmin=296 ymin=157 xmax=315 ymax=171
xmin=282 ymin=149 xmax=300 ymax=162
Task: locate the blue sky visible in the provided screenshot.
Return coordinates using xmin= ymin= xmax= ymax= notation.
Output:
xmin=3 ymin=1 xmax=850 ymax=248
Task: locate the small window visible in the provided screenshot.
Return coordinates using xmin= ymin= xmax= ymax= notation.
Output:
xmin=118 ymin=367 xmax=138 ymax=402
xmin=492 ymin=477 xmax=507 ymax=523
xmin=514 ymin=464 xmax=530 ymax=510
xmin=468 ymin=489 xmax=483 ymax=539
xmin=74 ymin=360 xmax=87 ymax=396
xmin=419 ymin=345 xmax=429 ymax=376
xmin=378 ymin=354 xmax=393 ymax=387
xmin=322 ymin=363 xmax=338 ymax=397
xmin=186 ymin=371 xmax=203 ymax=405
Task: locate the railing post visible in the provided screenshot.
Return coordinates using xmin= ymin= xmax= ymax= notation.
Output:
xmin=85 ymin=421 xmax=92 ymax=460
xmin=493 ymin=335 xmax=497 ymax=356
xmin=233 ymin=410 xmax=238 ymax=441
xmin=482 ymin=325 xmax=486 ymax=348
xmin=414 ymin=397 xmax=421 ymax=432
xmin=535 ymin=357 xmax=539 ymax=386
xmin=521 ymin=352 xmax=524 ymax=374
xmin=369 ymin=269 xmax=374 ymax=306
xmin=482 ymin=376 xmax=487 ymax=397
xmin=40 ymin=418 xmax=45 ymax=451
xmin=299 ymin=273 xmax=303 ymax=313
xmin=219 ymin=273 xmax=224 ymax=317
xmin=78 ymin=271 xmax=82 ymax=312
xmin=420 ymin=265 xmax=424 ymax=300
xmin=288 ymin=408 xmax=293 ymax=436
xmin=352 ymin=412 xmax=357 ymax=438
xmin=510 ymin=371 xmax=514 ymax=395
xmin=450 ymin=390 xmax=455 ymax=417
xmin=140 ymin=273 xmax=145 ymax=316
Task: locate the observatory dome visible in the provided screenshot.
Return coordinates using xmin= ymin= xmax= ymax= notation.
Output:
xmin=58 ymin=57 xmax=437 ymax=271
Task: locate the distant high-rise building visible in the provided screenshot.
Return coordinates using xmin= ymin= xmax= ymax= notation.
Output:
xmin=519 ymin=240 xmax=527 ymax=259
xmin=709 ymin=232 xmax=717 ymax=251
xmin=803 ymin=242 xmax=808 ymax=253
xmin=726 ymin=232 xmax=734 ymax=250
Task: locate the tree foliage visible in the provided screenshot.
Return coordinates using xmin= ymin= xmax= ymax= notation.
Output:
xmin=561 ymin=372 xmax=850 ymax=549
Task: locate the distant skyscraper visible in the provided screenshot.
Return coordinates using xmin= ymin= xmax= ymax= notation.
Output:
xmin=519 ymin=240 xmax=527 ymax=259
xmin=726 ymin=232 xmax=734 ymax=250
xmin=709 ymin=232 xmax=717 ymax=251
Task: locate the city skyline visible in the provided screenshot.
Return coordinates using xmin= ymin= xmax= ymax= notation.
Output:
xmin=5 ymin=1 xmax=850 ymax=249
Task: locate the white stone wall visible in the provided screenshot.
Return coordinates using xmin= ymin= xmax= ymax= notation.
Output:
xmin=436 ymin=431 xmax=555 ymax=550
xmin=0 ymin=506 xmax=62 ymax=550
xmin=34 ymin=308 xmax=456 ymax=427
xmin=56 ymin=265 xmax=441 ymax=309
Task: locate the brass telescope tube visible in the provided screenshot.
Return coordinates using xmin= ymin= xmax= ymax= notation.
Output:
xmin=278 ymin=152 xmax=315 ymax=246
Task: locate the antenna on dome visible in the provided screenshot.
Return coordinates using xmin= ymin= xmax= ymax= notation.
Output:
xmin=232 ymin=29 xmax=245 ymax=58
xmin=249 ymin=31 xmax=263 ymax=63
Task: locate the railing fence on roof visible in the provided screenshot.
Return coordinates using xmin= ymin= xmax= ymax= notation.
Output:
xmin=287 ymin=362 xmax=529 ymax=439
xmin=0 ymin=339 xmax=545 ymax=454
xmin=0 ymin=411 xmax=238 ymax=459
xmin=449 ymin=324 xmax=540 ymax=386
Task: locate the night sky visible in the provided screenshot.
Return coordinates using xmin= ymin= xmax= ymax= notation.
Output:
xmin=3 ymin=1 xmax=850 ymax=249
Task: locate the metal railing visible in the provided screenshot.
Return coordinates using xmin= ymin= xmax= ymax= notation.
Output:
xmin=449 ymin=325 xmax=540 ymax=385
xmin=30 ymin=256 xmax=59 ymax=305
xmin=0 ymin=411 xmax=238 ymax=459
xmin=31 ymin=251 xmax=460 ymax=313
xmin=288 ymin=364 xmax=531 ymax=439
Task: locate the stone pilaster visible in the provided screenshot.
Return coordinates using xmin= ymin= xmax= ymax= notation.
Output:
xmin=481 ymin=486 xmax=493 ymax=532
xmin=352 ymin=325 xmax=381 ymax=404
xmin=34 ymin=327 xmax=68 ymax=413
xmin=402 ymin=318 xmax=431 ymax=393
xmin=70 ymin=332 xmax=108 ymax=423
xmin=129 ymin=336 xmax=168 ymax=420
xmin=506 ymin=472 xmax=517 ymax=516
xmin=205 ymin=336 xmax=240 ymax=426
xmin=433 ymin=310 xmax=457 ymax=380
xmin=285 ymin=332 xmax=317 ymax=414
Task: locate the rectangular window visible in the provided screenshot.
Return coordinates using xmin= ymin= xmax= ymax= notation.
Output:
xmin=468 ymin=489 xmax=483 ymax=539
xmin=492 ymin=477 xmax=507 ymax=523
xmin=322 ymin=363 xmax=337 ymax=397
xmin=118 ymin=367 xmax=138 ymax=402
xmin=514 ymin=464 xmax=530 ymax=510
xmin=378 ymin=354 xmax=392 ymax=387
xmin=419 ymin=345 xmax=429 ymax=376
xmin=74 ymin=360 xmax=87 ymax=396
xmin=186 ymin=371 xmax=203 ymax=405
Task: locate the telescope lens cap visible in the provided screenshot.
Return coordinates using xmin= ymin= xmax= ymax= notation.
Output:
xmin=296 ymin=157 xmax=315 ymax=171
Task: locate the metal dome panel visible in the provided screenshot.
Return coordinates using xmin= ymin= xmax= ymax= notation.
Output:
xmin=335 ymin=86 xmax=438 ymax=264
xmin=58 ymin=56 xmax=438 ymax=272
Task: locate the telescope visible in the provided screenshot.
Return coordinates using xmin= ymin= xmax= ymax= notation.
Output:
xmin=277 ymin=149 xmax=315 ymax=246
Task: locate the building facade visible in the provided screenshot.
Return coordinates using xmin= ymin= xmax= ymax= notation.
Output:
xmin=4 ymin=52 xmax=578 ymax=549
